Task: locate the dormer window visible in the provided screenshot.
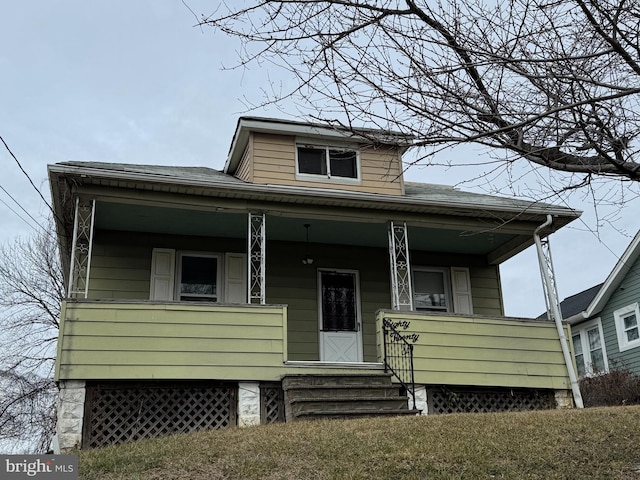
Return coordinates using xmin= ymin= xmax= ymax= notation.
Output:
xmin=296 ymin=144 xmax=360 ymax=183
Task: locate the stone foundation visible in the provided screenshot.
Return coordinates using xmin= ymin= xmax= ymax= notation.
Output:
xmin=554 ymin=389 xmax=575 ymax=409
xmin=54 ymin=380 xmax=86 ymax=453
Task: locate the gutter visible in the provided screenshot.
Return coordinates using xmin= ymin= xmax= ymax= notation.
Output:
xmin=534 ymin=215 xmax=584 ymax=408
xmin=566 ymin=311 xmax=588 ymax=325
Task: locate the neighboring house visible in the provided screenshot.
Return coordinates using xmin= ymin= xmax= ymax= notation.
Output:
xmin=556 ymin=231 xmax=640 ymax=377
xmin=50 ymin=117 xmax=581 ymax=452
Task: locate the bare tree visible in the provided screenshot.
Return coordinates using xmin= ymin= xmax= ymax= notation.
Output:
xmin=199 ymin=0 xmax=640 ymax=188
xmin=0 ymin=225 xmax=63 ymax=453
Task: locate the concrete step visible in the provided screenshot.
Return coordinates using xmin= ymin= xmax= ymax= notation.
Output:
xmin=289 ymin=397 xmax=410 ymax=416
xmin=294 ymin=408 xmax=421 ymax=420
xmin=282 ymin=373 xmax=394 ymax=389
xmin=282 ymin=373 xmax=415 ymax=422
xmin=284 ymin=385 xmax=401 ymax=401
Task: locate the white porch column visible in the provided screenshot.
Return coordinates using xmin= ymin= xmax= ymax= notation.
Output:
xmin=388 ymin=221 xmax=413 ymax=310
xmin=248 ymin=213 xmax=266 ymax=304
xmin=238 ymin=382 xmax=261 ymax=427
xmin=68 ymin=198 xmax=96 ymax=298
xmin=54 ymin=380 xmax=86 ymax=453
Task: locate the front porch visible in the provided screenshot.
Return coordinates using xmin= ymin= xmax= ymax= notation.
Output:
xmin=56 ymin=300 xmax=572 ymax=391
xmin=55 ymin=300 xmax=574 ymax=450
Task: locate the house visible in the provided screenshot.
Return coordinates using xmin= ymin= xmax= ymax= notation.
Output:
xmin=50 ymin=117 xmax=581 ymax=452
xmin=555 ymin=231 xmax=640 ymax=377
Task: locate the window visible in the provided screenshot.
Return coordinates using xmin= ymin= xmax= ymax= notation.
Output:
xmin=177 ymin=253 xmax=221 ymax=302
xmin=296 ymin=144 xmax=359 ymax=182
xmin=614 ymin=303 xmax=640 ymax=352
xmin=572 ymin=318 xmax=608 ymax=377
xmin=150 ymin=249 xmax=246 ymax=303
xmin=412 ymin=267 xmax=451 ymax=312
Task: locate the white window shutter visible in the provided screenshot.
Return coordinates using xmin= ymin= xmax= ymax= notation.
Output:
xmin=150 ymin=248 xmax=175 ymax=301
xmin=451 ymin=267 xmax=473 ymax=314
xmin=225 ymin=253 xmax=247 ymax=304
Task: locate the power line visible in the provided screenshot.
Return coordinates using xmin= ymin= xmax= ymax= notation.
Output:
xmin=0 ymin=134 xmax=68 ymax=239
xmin=0 ymin=135 xmax=56 ymax=217
xmin=0 ymin=195 xmax=40 ymax=234
xmin=0 ymin=184 xmax=45 ymax=232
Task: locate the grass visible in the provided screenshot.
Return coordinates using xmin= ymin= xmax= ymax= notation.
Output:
xmin=78 ymin=406 xmax=640 ymax=479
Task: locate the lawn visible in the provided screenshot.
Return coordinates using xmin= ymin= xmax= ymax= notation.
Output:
xmin=78 ymin=405 xmax=640 ymax=479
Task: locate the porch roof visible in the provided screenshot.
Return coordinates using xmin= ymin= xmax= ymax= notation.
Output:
xmin=48 ymin=161 xmax=580 ymax=266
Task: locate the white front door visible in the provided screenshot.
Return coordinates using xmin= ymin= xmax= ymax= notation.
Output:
xmin=318 ymin=269 xmax=363 ymax=362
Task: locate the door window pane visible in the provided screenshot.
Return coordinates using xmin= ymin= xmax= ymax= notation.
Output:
xmin=321 ymin=272 xmax=357 ymax=331
xmin=180 ymin=256 xmax=218 ymax=301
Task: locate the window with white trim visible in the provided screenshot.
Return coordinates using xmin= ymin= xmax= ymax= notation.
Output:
xmin=572 ymin=318 xmax=608 ymax=377
xmin=176 ymin=252 xmax=222 ymax=302
xmin=150 ymin=249 xmax=247 ymax=303
xmin=614 ymin=303 xmax=640 ymax=352
xmin=412 ymin=267 xmax=452 ymax=312
xmin=296 ymin=144 xmax=360 ymax=183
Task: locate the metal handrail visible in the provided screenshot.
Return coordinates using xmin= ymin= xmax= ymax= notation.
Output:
xmin=382 ymin=318 xmax=417 ymax=410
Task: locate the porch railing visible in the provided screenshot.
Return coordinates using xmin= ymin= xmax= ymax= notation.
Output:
xmin=382 ymin=318 xmax=417 ymax=410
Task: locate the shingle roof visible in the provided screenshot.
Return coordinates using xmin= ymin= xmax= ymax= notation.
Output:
xmin=57 ymin=161 xmax=247 ymax=184
xmin=403 ymin=182 xmax=557 ymax=211
xmin=57 ymin=161 xmax=572 ymax=214
xmin=538 ymin=283 xmax=603 ymax=320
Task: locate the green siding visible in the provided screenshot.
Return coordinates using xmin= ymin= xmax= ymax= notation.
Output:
xmin=590 ymin=256 xmax=640 ymax=374
xmin=266 ymin=242 xmax=391 ymax=363
xmin=469 ymin=267 xmax=504 ymax=316
xmin=87 ymin=231 xmax=247 ymax=299
xmin=56 ymin=301 xmax=288 ymax=381
xmin=86 ymin=230 xmax=506 ymax=363
xmin=376 ymin=310 xmax=571 ymax=389
xmin=58 ymin=301 xmax=569 ymax=391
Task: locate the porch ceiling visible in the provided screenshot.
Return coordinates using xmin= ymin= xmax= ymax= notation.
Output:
xmin=94 ymin=201 xmax=523 ymax=259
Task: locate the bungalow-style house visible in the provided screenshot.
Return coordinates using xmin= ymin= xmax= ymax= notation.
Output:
xmin=50 ymin=117 xmax=581 ymax=452
xmin=553 ymin=230 xmax=640 ymax=377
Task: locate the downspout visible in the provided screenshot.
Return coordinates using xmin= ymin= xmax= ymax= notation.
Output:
xmin=534 ymin=215 xmax=584 ymax=408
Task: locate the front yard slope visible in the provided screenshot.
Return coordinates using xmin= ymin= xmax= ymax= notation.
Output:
xmin=79 ymin=406 xmax=640 ymax=480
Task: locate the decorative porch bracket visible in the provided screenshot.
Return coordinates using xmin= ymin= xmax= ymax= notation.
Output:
xmin=68 ymin=197 xmax=96 ymax=299
xmin=388 ymin=221 xmax=413 ymax=310
xmin=248 ymin=213 xmax=266 ymax=304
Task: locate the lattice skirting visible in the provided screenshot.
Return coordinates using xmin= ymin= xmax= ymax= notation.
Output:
xmin=83 ymin=381 xmax=237 ymax=448
xmin=427 ymin=386 xmax=556 ymax=414
xmin=260 ymin=383 xmax=284 ymax=424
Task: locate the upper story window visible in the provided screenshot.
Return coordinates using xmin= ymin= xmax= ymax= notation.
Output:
xmin=296 ymin=144 xmax=360 ymax=183
xmin=614 ymin=303 xmax=640 ymax=352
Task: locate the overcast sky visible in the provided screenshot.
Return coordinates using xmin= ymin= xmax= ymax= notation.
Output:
xmin=1 ymin=1 xmax=639 ymax=318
